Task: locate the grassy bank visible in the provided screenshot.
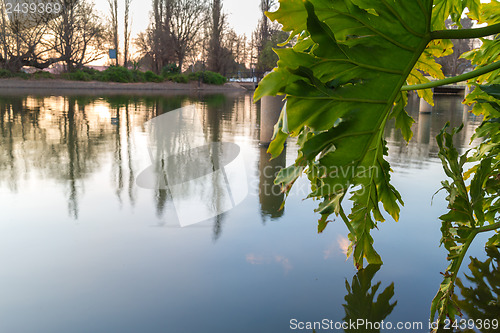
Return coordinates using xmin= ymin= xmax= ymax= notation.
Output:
xmin=0 ymin=66 xmax=228 ymax=85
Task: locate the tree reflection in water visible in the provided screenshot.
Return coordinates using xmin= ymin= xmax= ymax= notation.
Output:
xmin=343 ymin=265 xmax=397 ymax=333
xmin=453 ymin=247 xmax=500 ymax=333
xmin=258 ymin=146 xmax=285 ymax=222
xmin=310 ymin=265 xmax=397 ymax=333
xmin=0 ymin=95 xmax=110 ymax=218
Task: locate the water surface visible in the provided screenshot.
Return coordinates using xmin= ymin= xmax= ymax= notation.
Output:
xmin=0 ymin=92 xmax=493 ymax=332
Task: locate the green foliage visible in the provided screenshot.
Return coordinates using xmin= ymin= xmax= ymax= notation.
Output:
xmin=162 ymin=63 xmax=181 ymax=77
xmin=256 ymin=0 xmax=438 ymax=268
xmin=257 ymin=30 xmax=291 ymax=72
xmin=80 ymin=67 xmax=101 ymax=77
xmin=99 ymin=66 xmax=135 ymax=83
xmin=431 ymin=0 xmax=482 ymax=30
xmin=14 ymin=72 xmax=30 ymax=80
xmin=462 ymin=6 xmax=500 ymax=113
xmin=200 ymin=71 xmax=227 ymax=85
xmin=431 ymin=87 xmax=500 ymax=326
xmin=169 ymin=73 xmax=190 ymax=84
xmin=32 ymin=71 xmax=54 ymax=80
xmin=1 ymin=65 xmax=227 ymax=85
xmin=185 ymin=71 xmax=227 ymax=85
xmin=62 ymin=70 xmax=93 ymax=81
xmin=187 ymin=72 xmax=201 ymax=81
xmin=130 ymin=69 xmax=146 ymax=82
xmin=432 ymin=124 xmax=474 ymax=324
xmin=144 ymin=70 xmax=163 ymax=83
xmin=61 ymin=67 xmax=165 ymax=83
xmin=0 ymin=69 xmax=14 ymax=78
xmin=256 ymin=0 xmax=500 ymax=326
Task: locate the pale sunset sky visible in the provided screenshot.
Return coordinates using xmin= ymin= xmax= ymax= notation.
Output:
xmin=94 ymin=0 xmax=263 ymax=39
xmin=94 ymin=0 xmax=491 ymax=39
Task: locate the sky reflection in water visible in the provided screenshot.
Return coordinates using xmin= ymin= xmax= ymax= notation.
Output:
xmin=0 ymin=92 xmax=493 ymax=332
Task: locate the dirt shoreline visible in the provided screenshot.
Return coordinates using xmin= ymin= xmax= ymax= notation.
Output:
xmin=0 ymin=78 xmax=248 ymax=96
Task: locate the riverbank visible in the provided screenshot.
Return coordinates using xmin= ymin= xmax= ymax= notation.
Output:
xmin=0 ymin=78 xmax=246 ymax=96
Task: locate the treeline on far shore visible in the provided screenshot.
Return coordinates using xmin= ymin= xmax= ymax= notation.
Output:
xmin=0 ymin=64 xmax=228 ymax=85
xmin=0 ymin=0 xmax=286 ymax=83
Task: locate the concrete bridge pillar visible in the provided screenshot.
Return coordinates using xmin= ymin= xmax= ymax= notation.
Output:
xmin=417 ymin=113 xmax=431 ymax=144
xmin=259 ymin=95 xmax=286 ymax=146
xmin=259 ymin=146 xmax=286 ymax=220
xmin=419 ymin=89 xmax=434 ymax=114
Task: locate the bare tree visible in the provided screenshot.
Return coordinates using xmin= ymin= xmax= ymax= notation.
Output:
xmin=108 ymin=0 xmax=119 ymax=66
xmin=207 ymin=0 xmax=225 ymax=72
xmin=235 ymin=35 xmax=248 ymax=67
xmin=50 ymin=0 xmax=106 ymax=71
xmin=123 ymin=0 xmax=132 ymax=68
xmin=239 ymin=35 xmax=248 ymax=68
xmin=205 ymin=1 xmax=249 ymax=76
xmin=435 ymin=18 xmax=476 ymax=76
xmin=253 ymin=0 xmax=286 ymax=72
xmin=249 ymin=30 xmax=258 ymax=70
xmin=137 ymin=0 xmax=208 ymax=72
xmin=135 ymin=30 xmax=153 ymax=69
xmin=135 ymin=0 xmax=175 ymax=73
xmin=135 ymin=24 xmax=172 ymax=72
xmin=0 ymin=0 xmax=105 ymax=72
xmin=0 ymin=5 xmax=61 ymax=71
xmin=257 ymin=0 xmax=276 ymax=55
xmin=0 ymin=1 xmax=8 ymax=65
xmin=221 ymin=28 xmax=247 ymax=75
xmin=168 ymin=0 xmax=208 ymax=70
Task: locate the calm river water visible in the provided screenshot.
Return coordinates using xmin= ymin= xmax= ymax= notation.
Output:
xmin=0 ymin=91 xmax=495 ymax=332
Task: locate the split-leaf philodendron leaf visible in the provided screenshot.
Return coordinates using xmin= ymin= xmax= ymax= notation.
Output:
xmin=255 ymin=0 xmax=437 ymax=269
xmin=254 ymin=0 xmax=500 ymax=326
xmin=431 ymin=87 xmax=500 ymax=325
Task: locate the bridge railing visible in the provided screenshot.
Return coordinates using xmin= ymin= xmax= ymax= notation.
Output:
xmin=226 ymin=71 xmax=267 ymax=83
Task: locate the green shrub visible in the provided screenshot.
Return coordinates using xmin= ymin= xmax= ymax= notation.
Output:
xmin=169 ymin=73 xmax=189 ymax=84
xmin=99 ymin=66 xmax=134 ymax=83
xmin=162 ymin=63 xmax=180 ymax=77
xmin=201 ymin=71 xmax=227 ymax=85
xmin=14 ymin=72 xmax=30 ymax=79
xmin=58 ymin=66 xmax=208 ymax=84
xmin=62 ymin=68 xmax=101 ymax=81
xmin=187 ymin=72 xmax=200 ymax=81
xmin=0 ymin=69 xmax=13 ymax=78
xmin=145 ymin=70 xmax=163 ymax=82
xmin=80 ymin=67 xmax=100 ymax=77
xmin=131 ymin=69 xmax=146 ymax=82
xmin=186 ymin=71 xmax=227 ymax=85
xmin=183 ymin=71 xmax=227 ymax=85
xmin=32 ymin=71 xmax=54 ymax=79
xmin=63 ymin=70 xmax=92 ymax=81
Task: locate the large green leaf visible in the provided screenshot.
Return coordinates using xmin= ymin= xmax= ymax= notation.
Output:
xmin=431 ymin=103 xmax=500 ymax=326
xmin=256 ymin=0 xmax=500 ymax=326
xmin=256 ymin=0 xmax=433 ymax=268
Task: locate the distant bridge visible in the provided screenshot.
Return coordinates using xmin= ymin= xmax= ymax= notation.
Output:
xmin=228 ymin=72 xmax=468 ymax=95
xmin=227 ymin=71 xmax=265 ymax=90
xmin=434 ymin=85 xmax=467 ymax=95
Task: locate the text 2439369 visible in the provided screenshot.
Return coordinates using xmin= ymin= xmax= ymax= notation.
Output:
xmin=5 ymin=0 xmax=63 ymax=16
